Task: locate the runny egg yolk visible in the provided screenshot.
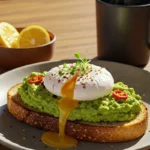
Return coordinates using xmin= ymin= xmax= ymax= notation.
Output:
xmin=41 ymin=72 xmax=79 ymax=148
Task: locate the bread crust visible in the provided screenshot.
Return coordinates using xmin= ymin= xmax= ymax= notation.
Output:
xmin=7 ymin=83 xmax=148 ymax=142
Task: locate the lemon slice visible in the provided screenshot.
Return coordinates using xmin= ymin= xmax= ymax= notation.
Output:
xmin=0 ymin=22 xmax=19 ymax=48
xmin=18 ymin=25 xmax=50 ymax=48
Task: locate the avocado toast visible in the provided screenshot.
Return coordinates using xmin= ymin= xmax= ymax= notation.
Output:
xmin=7 ymin=74 xmax=148 ymax=143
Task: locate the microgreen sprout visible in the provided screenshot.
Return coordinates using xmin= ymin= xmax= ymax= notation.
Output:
xmin=59 ymin=52 xmax=91 ymax=76
xmin=74 ymin=52 xmax=90 ymax=64
xmin=63 ymin=63 xmax=68 ymax=68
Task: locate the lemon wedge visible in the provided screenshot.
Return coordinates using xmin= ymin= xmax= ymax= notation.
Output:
xmin=18 ymin=25 xmax=50 ymax=48
xmin=0 ymin=22 xmax=19 ymax=48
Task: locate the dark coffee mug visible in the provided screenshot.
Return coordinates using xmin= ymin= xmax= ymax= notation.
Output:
xmin=96 ymin=0 xmax=150 ymax=66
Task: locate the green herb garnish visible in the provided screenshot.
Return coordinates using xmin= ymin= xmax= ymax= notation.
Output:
xmin=74 ymin=52 xmax=80 ymax=59
xmin=59 ymin=52 xmax=91 ymax=76
xmin=63 ymin=63 xmax=68 ymax=68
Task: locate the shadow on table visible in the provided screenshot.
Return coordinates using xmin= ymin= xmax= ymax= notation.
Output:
xmin=0 ymin=104 xmax=149 ymax=150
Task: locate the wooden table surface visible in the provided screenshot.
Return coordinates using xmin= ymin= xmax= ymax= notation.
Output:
xmin=0 ymin=0 xmax=149 ymax=150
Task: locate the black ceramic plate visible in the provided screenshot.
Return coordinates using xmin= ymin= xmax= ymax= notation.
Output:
xmin=0 ymin=60 xmax=150 ymax=150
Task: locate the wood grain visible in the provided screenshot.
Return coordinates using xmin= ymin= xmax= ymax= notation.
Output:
xmin=0 ymin=0 xmax=96 ymax=61
xmin=0 ymin=0 xmax=149 ymax=149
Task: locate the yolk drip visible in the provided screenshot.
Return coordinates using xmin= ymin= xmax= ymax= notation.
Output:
xmin=41 ymin=72 xmax=79 ymax=148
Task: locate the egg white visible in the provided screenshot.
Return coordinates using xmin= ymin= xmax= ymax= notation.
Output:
xmin=44 ymin=63 xmax=114 ymax=101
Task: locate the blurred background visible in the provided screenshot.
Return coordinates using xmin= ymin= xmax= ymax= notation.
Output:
xmin=0 ymin=0 xmax=96 ymax=60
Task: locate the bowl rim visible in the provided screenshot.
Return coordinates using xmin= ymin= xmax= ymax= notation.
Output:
xmin=0 ymin=27 xmax=56 ymax=50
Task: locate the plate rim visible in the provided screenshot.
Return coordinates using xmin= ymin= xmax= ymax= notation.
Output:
xmin=0 ymin=59 xmax=150 ymax=78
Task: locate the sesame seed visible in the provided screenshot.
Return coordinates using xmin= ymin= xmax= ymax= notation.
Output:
xmin=84 ymin=129 xmax=87 ymax=132
xmin=88 ymin=136 xmax=91 ymax=139
xmin=73 ymin=129 xmax=76 ymax=132
xmin=83 ymin=134 xmax=86 ymax=137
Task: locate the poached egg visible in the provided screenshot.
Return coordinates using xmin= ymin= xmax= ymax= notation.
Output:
xmin=44 ymin=63 xmax=114 ymax=101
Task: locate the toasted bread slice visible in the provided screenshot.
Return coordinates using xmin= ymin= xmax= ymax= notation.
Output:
xmin=7 ymin=83 xmax=148 ymax=142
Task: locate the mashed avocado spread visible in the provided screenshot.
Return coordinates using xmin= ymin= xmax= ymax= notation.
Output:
xmin=18 ymin=72 xmax=142 ymax=123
